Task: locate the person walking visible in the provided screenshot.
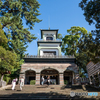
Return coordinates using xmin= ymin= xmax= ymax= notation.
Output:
xmin=41 ymin=76 xmax=44 ymax=85
xmin=19 ymin=77 xmax=24 ymax=90
xmin=47 ymin=76 xmax=50 ymax=85
xmin=12 ymin=78 xmax=18 ymax=90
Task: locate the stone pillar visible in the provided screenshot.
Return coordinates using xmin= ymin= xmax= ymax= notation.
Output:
xmin=59 ymin=73 xmax=64 ymax=85
xmin=36 ymin=73 xmax=40 ymax=85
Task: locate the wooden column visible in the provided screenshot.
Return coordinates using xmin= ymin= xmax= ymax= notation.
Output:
xmin=93 ymin=75 xmax=95 ymax=86
xmin=36 ymin=73 xmax=40 ymax=85
xmin=98 ymin=72 xmax=100 ymax=85
xmin=72 ymin=72 xmax=74 ymax=84
xmin=89 ymin=76 xmax=91 ymax=84
xmin=59 ymin=73 xmax=64 ymax=85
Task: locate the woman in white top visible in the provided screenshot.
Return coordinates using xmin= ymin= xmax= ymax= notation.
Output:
xmin=12 ymin=78 xmax=18 ymax=90
xmin=19 ymin=77 xmax=24 ymax=90
xmin=41 ymin=76 xmax=44 ymax=85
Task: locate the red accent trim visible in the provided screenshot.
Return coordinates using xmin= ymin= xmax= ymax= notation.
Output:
xmin=86 ymin=61 xmax=91 ymax=66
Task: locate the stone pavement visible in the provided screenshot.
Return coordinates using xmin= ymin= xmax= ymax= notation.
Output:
xmin=0 ymin=85 xmax=11 ymax=90
xmin=0 ymin=85 xmax=100 ymax=100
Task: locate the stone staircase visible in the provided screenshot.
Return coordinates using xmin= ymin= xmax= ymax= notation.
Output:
xmin=0 ymin=85 xmax=99 ymax=100
xmin=0 ymin=85 xmax=71 ymax=100
xmin=0 ymin=95 xmax=69 ymax=100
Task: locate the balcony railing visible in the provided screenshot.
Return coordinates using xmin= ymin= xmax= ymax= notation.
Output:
xmin=37 ymin=39 xmax=62 ymax=42
xmin=24 ymin=54 xmax=75 ymax=58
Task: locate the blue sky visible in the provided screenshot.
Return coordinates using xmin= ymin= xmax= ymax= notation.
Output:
xmin=25 ymin=0 xmax=95 ymax=55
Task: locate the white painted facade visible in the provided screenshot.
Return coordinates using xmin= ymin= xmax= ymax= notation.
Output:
xmin=42 ymin=31 xmax=56 ymax=40
xmin=40 ymin=49 xmax=59 ymax=56
xmin=39 ymin=43 xmax=60 ymax=47
xmin=39 ymin=30 xmax=61 ymax=56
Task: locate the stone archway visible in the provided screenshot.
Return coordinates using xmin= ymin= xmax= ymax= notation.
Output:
xmin=64 ymin=70 xmax=74 ymax=85
xmin=41 ymin=68 xmax=59 ymax=85
xmin=25 ymin=70 xmax=36 ymax=84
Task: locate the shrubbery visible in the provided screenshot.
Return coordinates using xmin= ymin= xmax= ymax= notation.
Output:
xmin=64 ymin=80 xmax=68 ymax=85
xmin=3 ymin=75 xmax=11 ymax=84
xmin=30 ymin=80 xmax=35 ymax=85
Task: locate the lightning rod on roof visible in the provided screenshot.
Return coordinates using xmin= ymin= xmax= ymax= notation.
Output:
xmin=48 ymin=16 xmax=50 ymax=30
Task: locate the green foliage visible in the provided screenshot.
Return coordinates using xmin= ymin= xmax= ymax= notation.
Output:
xmin=79 ymin=71 xmax=86 ymax=78
xmin=0 ymin=45 xmax=19 ymax=75
xmin=79 ymin=0 xmax=100 ymax=63
xmin=0 ymin=24 xmax=8 ymax=48
xmin=62 ymin=26 xmax=92 ymax=73
xmin=62 ymin=26 xmax=89 ymax=55
xmin=0 ymin=24 xmax=19 ymax=81
xmin=0 ymin=0 xmax=41 ymax=79
xmin=62 ymin=26 xmax=92 ymax=55
xmin=3 ymin=75 xmax=11 ymax=84
xmin=0 ymin=0 xmax=41 ymax=61
xmin=57 ymin=33 xmax=63 ymax=39
xmin=79 ymin=0 xmax=100 ymax=26
xmin=64 ymin=80 xmax=68 ymax=85
xmin=0 ymin=0 xmax=41 ymax=29
xmin=30 ymin=80 xmax=35 ymax=85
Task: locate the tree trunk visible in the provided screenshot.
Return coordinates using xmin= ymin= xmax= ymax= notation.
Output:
xmin=0 ymin=74 xmax=5 ymax=87
xmin=0 ymin=74 xmax=4 ymax=81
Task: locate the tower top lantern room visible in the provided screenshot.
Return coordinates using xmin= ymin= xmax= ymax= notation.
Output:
xmin=40 ymin=29 xmax=58 ymax=40
xmin=37 ymin=29 xmax=62 ymax=56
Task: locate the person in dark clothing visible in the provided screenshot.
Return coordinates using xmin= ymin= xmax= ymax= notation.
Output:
xmin=47 ymin=76 xmax=50 ymax=85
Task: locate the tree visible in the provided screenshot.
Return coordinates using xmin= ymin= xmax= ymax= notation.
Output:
xmin=79 ymin=0 xmax=100 ymax=63
xmin=57 ymin=33 xmax=63 ymax=39
xmin=62 ymin=26 xmax=92 ymax=73
xmin=79 ymin=0 xmax=100 ymax=26
xmin=0 ymin=46 xmax=19 ymax=81
xmin=0 ymin=0 xmax=41 ymax=62
xmin=0 ymin=24 xmax=19 ymax=82
xmin=62 ymin=26 xmax=91 ymax=54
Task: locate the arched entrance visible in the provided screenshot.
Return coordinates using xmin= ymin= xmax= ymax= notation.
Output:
xmin=41 ymin=68 xmax=59 ymax=85
xmin=25 ymin=70 xmax=36 ymax=84
xmin=64 ymin=71 xmax=73 ymax=85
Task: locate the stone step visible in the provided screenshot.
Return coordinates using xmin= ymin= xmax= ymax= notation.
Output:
xmin=0 ymin=96 xmax=67 ymax=97
xmin=0 ymin=96 xmax=70 ymax=100
xmin=0 ymin=98 xmax=70 ymax=100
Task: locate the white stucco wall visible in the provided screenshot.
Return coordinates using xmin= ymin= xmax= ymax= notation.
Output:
xmin=40 ymin=48 xmax=59 ymax=56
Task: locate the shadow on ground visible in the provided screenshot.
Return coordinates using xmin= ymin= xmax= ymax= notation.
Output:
xmin=61 ymin=85 xmax=100 ymax=92
xmin=37 ymin=86 xmax=49 ymax=88
xmin=0 ymin=92 xmax=98 ymax=100
xmin=0 ymin=85 xmax=100 ymax=100
xmin=61 ymin=85 xmax=82 ymax=90
xmin=85 ymin=85 xmax=100 ymax=92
